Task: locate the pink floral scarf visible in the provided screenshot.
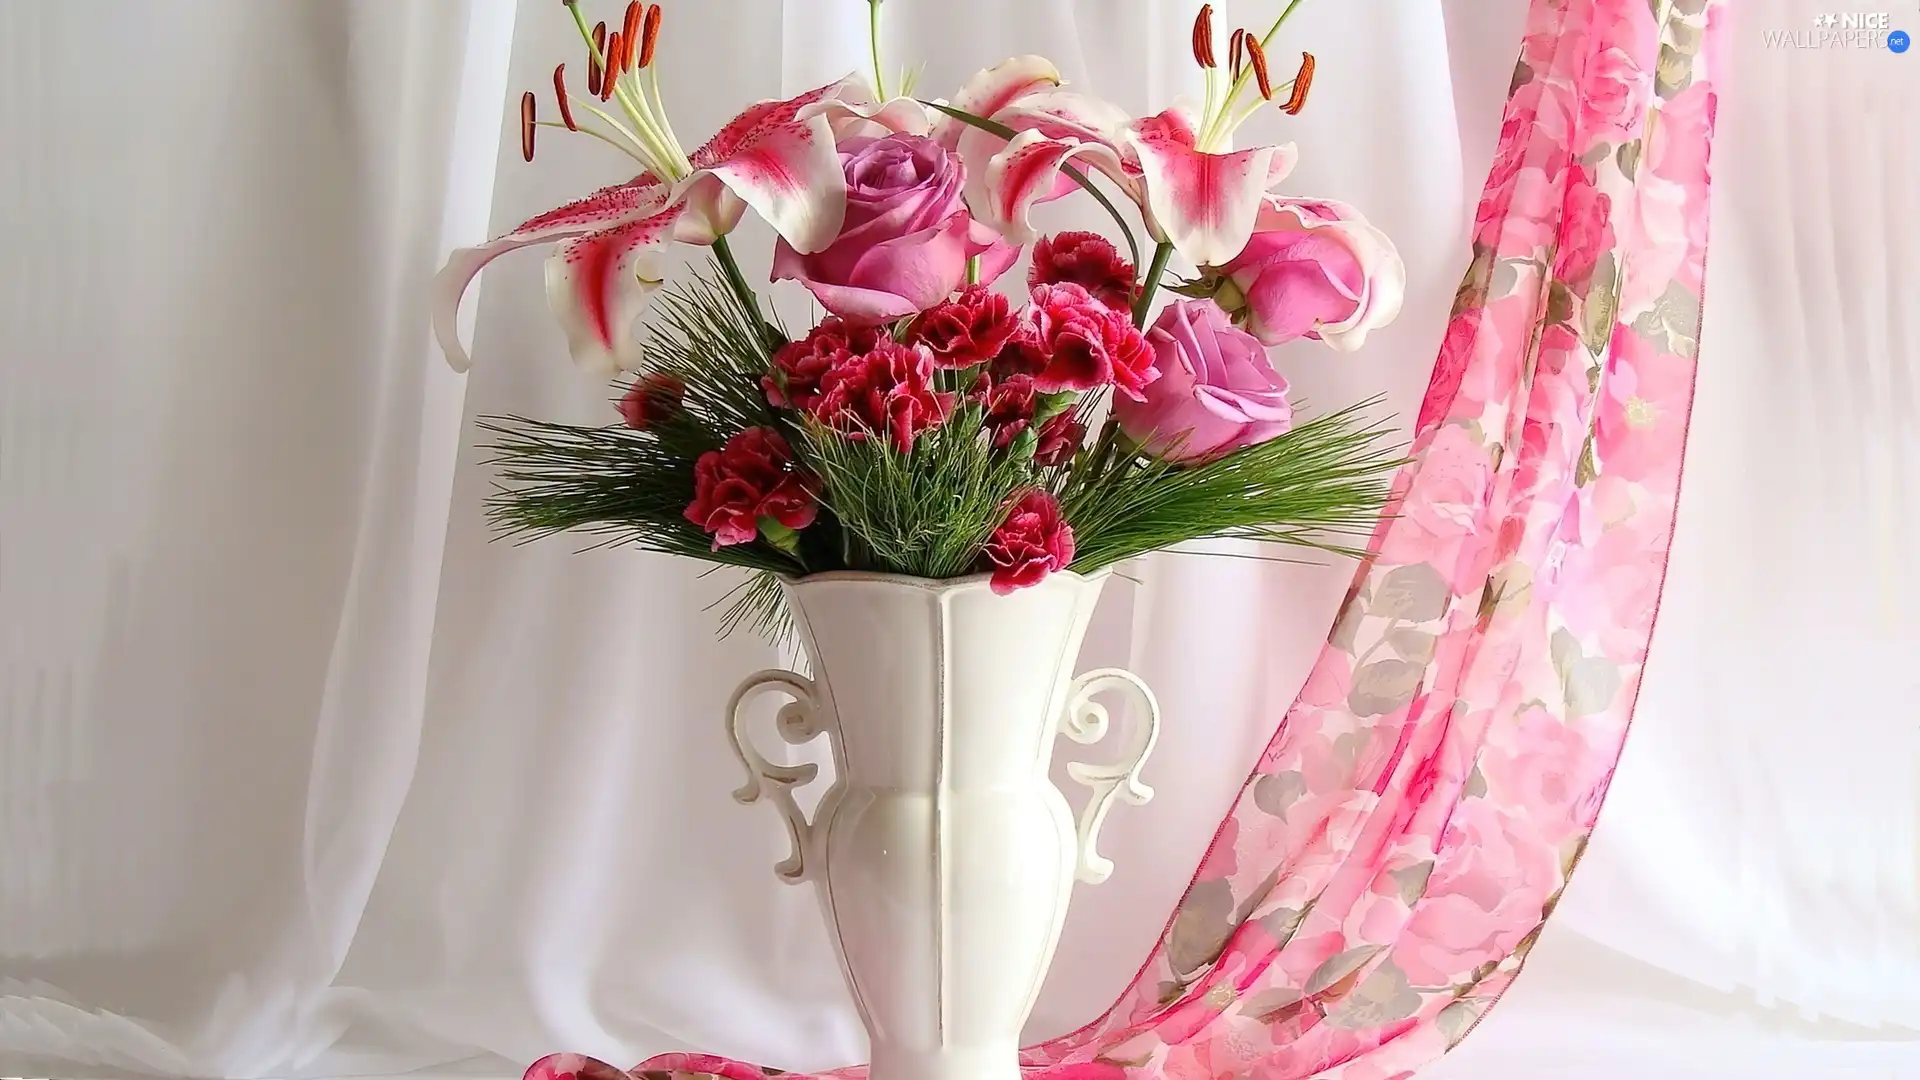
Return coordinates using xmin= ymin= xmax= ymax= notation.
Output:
xmin=531 ymin=0 xmax=1726 ymax=1076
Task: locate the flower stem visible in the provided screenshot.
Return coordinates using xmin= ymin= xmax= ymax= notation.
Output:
xmin=1132 ymin=241 xmax=1175 ymax=327
xmin=711 ymin=236 xmax=764 ymax=326
xmin=868 ymin=0 xmax=888 ymax=100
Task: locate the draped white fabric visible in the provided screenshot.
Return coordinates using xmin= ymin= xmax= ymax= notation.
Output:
xmin=0 ymin=1 xmax=1913 ymax=1078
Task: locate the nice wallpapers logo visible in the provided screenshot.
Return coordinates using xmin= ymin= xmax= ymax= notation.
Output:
xmin=1763 ymin=10 xmax=1913 ymax=51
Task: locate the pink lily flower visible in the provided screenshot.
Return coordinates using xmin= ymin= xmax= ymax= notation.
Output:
xmin=432 ymin=2 xmax=862 ymax=376
xmin=957 ymin=7 xmax=1323 ymax=269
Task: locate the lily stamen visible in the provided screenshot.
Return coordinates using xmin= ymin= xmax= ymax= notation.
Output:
xmin=639 ymin=4 xmax=662 ymax=67
xmin=1282 ymin=52 xmax=1315 ymax=115
xmin=602 ymin=31 xmax=624 ymax=100
xmin=554 ymin=63 xmax=578 ymax=130
xmin=1229 ymin=28 xmax=1246 ymax=82
xmin=621 ymin=1 xmax=643 ymax=71
xmin=1245 ymin=35 xmax=1273 ymax=100
xmin=1192 ymin=4 xmax=1218 ymax=68
xmin=520 ymin=91 xmax=537 ymax=162
xmin=587 ymin=22 xmax=606 ymax=96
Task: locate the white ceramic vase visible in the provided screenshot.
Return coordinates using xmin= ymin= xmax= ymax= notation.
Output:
xmin=726 ymin=570 xmax=1159 ymax=1080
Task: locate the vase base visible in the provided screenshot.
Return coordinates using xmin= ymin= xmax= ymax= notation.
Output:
xmin=870 ymin=1043 xmax=1020 ymax=1080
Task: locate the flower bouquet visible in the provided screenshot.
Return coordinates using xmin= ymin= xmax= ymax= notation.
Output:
xmin=433 ymin=2 xmax=1405 ymax=1075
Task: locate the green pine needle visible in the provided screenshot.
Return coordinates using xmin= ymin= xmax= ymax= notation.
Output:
xmin=793 ymin=405 xmax=1032 ymax=579
xmin=1060 ymin=398 xmax=1405 ymax=572
xmin=473 ymin=258 xmax=1404 ymax=646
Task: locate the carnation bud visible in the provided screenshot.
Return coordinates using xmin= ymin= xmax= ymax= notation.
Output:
xmin=1033 ymin=391 xmax=1078 ymax=426
xmin=758 ymin=519 xmax=803 ymax=555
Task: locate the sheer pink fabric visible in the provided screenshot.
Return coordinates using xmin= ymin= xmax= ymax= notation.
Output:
xmin=528 ymin=1 xmax=1725 ymax=1077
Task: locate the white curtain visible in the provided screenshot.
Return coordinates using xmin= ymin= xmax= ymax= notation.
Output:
xmin=0 ymin=1 xmax=1912 ymax=1078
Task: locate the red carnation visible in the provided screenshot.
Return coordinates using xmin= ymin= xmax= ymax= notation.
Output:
xmin=982 ymin=490 xmax=1076 ymax=595
xmin=1033 ymin=411 xmax=1086 ymax=467
xmin=988 ymin=326 xmax=1048 ymax=379
xmin=904 ymin=284 xmax=1020 ymax=369
xmin=979 ymin=373 xmax=1040 ymax=448
xmin=684 ymin=427 xmax=819 ymax=549
xmin=1030 ymin=231 xmax=1137 ymax=311
xmin=973 ymin=374 xmax=1084 ymax=466
xmin=1026 ymin=283 xmax=1159 ymax=401
xmin=617 ymin=372 xmax=685 ymax=431
xmin=766 ymin=317 xmax=887 ymax=409
xmin=810 ymin=340 xmax=956 ymax=453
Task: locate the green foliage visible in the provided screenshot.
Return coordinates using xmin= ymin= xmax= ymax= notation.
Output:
xmin=1059 ymin=398 xmax=1404 ymax=572
xmin=793 ymin=404 xmax=1033 ymax=579
xmin=479 ymin=414 xmax=797 ymax=575
xmin=476 ymin=258 xmax=1403 ymax=646
xmin=641 ymin=264 xmax=784 ymax=439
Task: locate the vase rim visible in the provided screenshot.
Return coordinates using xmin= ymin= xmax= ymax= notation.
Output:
xmin=778 ymin=568 xmax=1109 ymax=593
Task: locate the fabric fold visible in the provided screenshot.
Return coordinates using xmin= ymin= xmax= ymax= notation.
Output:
xmin=520 ymin=0 xmax=1727 ymax=1077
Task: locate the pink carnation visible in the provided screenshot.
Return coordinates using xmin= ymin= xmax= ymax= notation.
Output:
xmin=982 ymin=490 xmax=1076 ymax=595
xmin=1032 ymin=412 xmax=1086 ymax=468
xmin=617 ymin=372 xmax=685 ymax=431
xmin=974 ymin=373 xmax=1087 ymax=466
xmin=765 ymin=318 xmax=887 ymax=409
xmin=1025 ymin=283 xmax=1159 ymax=400
xmin=684 ymin=427 xmax=819 ymax=549
xmin=810 ymin=340 xmax=956 ymax=454
xmin=1028 ymin=231 xmax=1136 ymax=311
xmin=904 ymin=285 xmax=1020 ymax=369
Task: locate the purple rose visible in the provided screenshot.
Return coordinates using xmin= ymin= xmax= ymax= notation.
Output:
xmin=1113 ymin=300 xmax=1293 ymax=464
xmin=771 ymin=133 xmax=1015 ymax=323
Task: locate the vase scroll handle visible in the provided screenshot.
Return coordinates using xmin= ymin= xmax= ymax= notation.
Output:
xmin=1059 ymin=668 xmax=1161 ymax=885
xmin=726 ymin=670 xmax=830 ymax=885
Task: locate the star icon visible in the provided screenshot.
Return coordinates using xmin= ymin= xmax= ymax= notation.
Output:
xmin=1824 ymin=13 xmax=1840 ymax=26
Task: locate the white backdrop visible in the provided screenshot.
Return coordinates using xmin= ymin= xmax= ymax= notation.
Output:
xmin=1 ymin=1 xmax=1915 ymax=1078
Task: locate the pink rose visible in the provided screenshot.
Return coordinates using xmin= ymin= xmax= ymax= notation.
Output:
xmin=617 ymin=372 xmax=685 ymax=430
xmin=771 ymin=133 xmax=1015 ymax=322
xmin=1025 ymin=282 xmax=1158 ymax=400
xmin=1396 ymin=801 xmax=1559 ymax=987
xmin=1551 ymin=166 xmax=1615 ymax=291
xmin=981 ymin=490 xmax=1074 ymax=595
xmin=1477 ymin=706 xmax=1615 ymax=844
xmin=809 ymin=340 xmax=956 ymax=454
xmin=684 ymin=427 xmax=819 ymax=549
xmin=1376 ymin=424 xmax=1494 ymax=590
xmin=1578 ymin=0 xmax=1659 ymax=146
xmin=1414 ymin=314 xmax=1477 ymax=435
xmin=1113 ymin=300 xmax=1293 ymax=464
xmin=1218 ymin=198 xmax=1404 ymax=351
xmin=903 ymin=284 xmax=1019 ymax=369
xmin=1028 ymin=230 xmax=1136 ymax=311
